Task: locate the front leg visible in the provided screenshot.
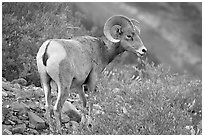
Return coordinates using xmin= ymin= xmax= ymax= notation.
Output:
xmin=78 ymin=85 xmax=87 ymax=108
xmin=86 ymin=70 xmax=98 ymax=115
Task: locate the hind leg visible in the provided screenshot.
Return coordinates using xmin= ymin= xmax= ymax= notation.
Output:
xmin=40 ymin=73 xmax=55 ymax=132
xmin=53 ymin=75 xmax=73 ymax=134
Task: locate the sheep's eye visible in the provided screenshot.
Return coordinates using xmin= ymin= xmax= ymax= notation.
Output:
xmin=126 ymin=35 xmax=132 ymax=39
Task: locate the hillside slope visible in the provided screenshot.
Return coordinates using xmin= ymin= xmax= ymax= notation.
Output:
xmin=74 ymin=2 xmax=202 ymax=78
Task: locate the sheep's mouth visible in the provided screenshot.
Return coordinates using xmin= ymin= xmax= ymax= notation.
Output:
xmin=136 ymin=52 xmax=145 ymax=57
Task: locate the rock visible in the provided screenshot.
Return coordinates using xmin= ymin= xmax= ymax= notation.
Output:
xmin=2 ymin=124 xmax=12 ymax=131
xmin=2 ymin=129 xmax=12 ymax=135
xmin=18 ymin=114 xmax=29 ymax=120
xmin=2 ymin=77 xmax=7 ymax=82
xmin=61 ymin=113 xmax=70 ymax=123
xmin=65 ymin=123 xmax=71 ymax=129
xmin=16 ymin=89 xmax=35 ymax=100
xmin=86 ymin=115 xmax=93 ymax=128
xmin=10 ymin=101 xmax=29 ymax=112
xmin=93 ymin=104 xmax=104 ymax=115
xmin=2 ymin=107 xmax=10 ymax=122
xmin=80 ymin=114 xmax=87 ymax=124
xmin=113 ymin=88 xmax=120 ymax=93
xmin=24 ymin=100 xmax=37 ymax=109
xmin=28 ymin=123 xmax=36 ymax=129
xmin=13 ymin=83 xmax=22 ymax=89
xmin=66 ymin=110 xmax=81 ymax=123
xmin=11 ymin=78 xmax=27 ymax=86
xmin=28 ymin=112 xmax=46 ymax=129
xmin=2 ymin=81 xmax=19 ymax=92
xmin=10 ymin=115 xmax=23 ymax=124
xmin=3 ymin=90 xmax=15 ymax=98
xmin=34 ymin=87 xmax=44 ymax=97
xmin=64 ymin=121 xmax=79 ymax=134
xmin=2 ymin=91 xmax=8 ymax=97
xmin=2 ymin=107 xmax=9 ymax=117
xmin=62 ymin=101 xmax=81 ymax=123
xmin=6 ymin=119 xmax=16 ymax=125
xmin=29 ymin=128 xmax=39 ymax=135
xmin=12 ymin=123 xmax=26 ymax=134
xmin=18 ymin=109 xmax=29 ymax=117
xmin=62 ymin=101 xmax=78 ymax=113
xmin=70 ymin=121 xmax=79 ymax=134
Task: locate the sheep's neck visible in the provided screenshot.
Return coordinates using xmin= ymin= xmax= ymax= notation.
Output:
xmin=106 ymin=42 xmax=124 ymax=64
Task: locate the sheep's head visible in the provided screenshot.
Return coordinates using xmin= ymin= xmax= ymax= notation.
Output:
xmin=104 ymin=15 xmax=147 ymax=56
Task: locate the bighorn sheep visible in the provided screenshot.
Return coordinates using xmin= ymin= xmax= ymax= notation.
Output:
xmin=36 ymin=15 xmax=147 ymax=134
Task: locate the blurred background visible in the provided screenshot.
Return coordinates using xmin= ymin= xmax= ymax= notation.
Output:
xmin=73 ymin=2 xmax=202 ymax=79
xmin=2 ymin=2 xmax=202 ymax=86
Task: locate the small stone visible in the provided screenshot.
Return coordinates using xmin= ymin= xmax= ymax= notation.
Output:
xmin=18 ymin=115 xmax=29 ymax=120
xmin=28 ymin=123 xmax=35 ymax=129
xmin=70 ymin=121 xmax=79 ymax=130
xmin=113 ymin=88 xmax=120 ymax=93
xmin=12 ymin=123 xmax=26 ymax=134
xmin=2 ymin=91 xmax=8 ymax=97
xmin=11 ymin=78 xmax=27 ymax=86
xmin=29 ymin=128 xmax=39 ymax=135
xmin=28 ymin=112 xmax=46 ymax=129
xmin=18 ymin=109 xmax=28 ymax=117
xmin=10 ymin=115 xmax=23 ymax=124
xmin=2 ymin=107 xmax=9 ymax=117
xmin=3 ymin=119 xmax=10 ymax=125
xmin=7 ymin=119 xmax=16 ymax=125
xmin=34 ymin=87 xmax=44 ymax=97
xmin=93 ymin=104 xmax=104 ymax=115
xmin=2 ymin=124 xmax=12 ymax=131
xmin=2 ymin=77 xmax=7 ymax=82
xmin=25 ymin=100 xmax=37 ymax=109
xmin=61 ymin=113 xmax=70 ymax=123
xmin=65 ymin=123 xmax=71 ymax=129
xmin=13 ymin=83 xmax=22 ymax=89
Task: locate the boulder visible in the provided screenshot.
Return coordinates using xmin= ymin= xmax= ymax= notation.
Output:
xmin=62 ymin=101 xmax=81 ymax=123
xmin=28 ymin=112 xmax=46 ymax=130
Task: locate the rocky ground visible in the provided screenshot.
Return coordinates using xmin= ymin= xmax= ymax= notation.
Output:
xmin=2 ymin=77 xmax=91 ymax=135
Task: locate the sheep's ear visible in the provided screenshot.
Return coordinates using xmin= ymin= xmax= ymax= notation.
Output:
xmin=131 ymin=19 xmax=141 ymax=34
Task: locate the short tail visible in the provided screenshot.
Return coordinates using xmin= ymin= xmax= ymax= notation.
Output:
xmin=36 ymin=40 xmax=51 ymax=67
xmin=42 ymin=40 xmax=51 ymax=66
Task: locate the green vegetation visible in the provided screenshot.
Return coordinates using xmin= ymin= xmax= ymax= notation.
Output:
xmin=78 ymin=63 xmax=202 ymax=135
xmin=2 ymin=2 xmax=202 ymax=135
xmin=2 ymin=2 xmax=89 ymax=86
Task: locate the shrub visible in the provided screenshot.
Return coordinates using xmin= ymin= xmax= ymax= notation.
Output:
xmin=77 ymin=62 xmax=202 ymax=135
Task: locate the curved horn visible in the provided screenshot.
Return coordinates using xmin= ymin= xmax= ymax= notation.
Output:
xmin=104 ymin=15 xmax=134 ymax=43
xmin=131 ymin=19 xmax=141 ymax=34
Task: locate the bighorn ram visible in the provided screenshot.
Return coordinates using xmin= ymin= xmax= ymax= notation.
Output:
xmin=36 ymin=15 xmax=147 ymax=133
